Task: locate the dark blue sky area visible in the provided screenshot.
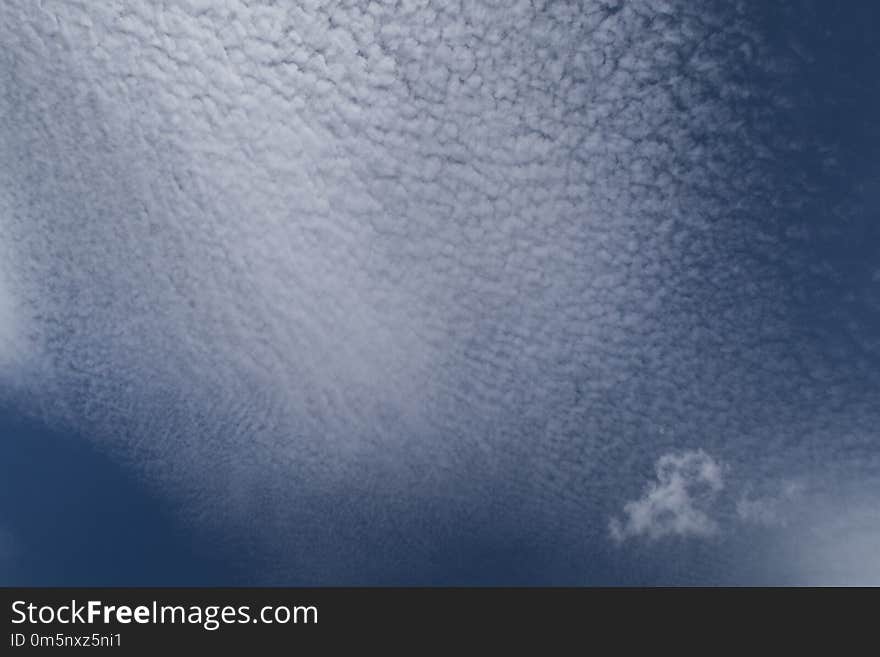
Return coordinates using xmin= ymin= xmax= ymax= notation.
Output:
xmin=0 ymin=407 xmax=229 ymax=585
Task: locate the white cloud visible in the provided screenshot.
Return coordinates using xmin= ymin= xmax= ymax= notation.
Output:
xmin=610 ymin=450 xmax=724 ymax=543
xmin=0 ymin=279 xmax=13 ymax=364
xmin=0 ymin=226 xmax=15 ymax=370
xmin=5 ymin=2 xmax=784 ymax=578
xmin=0 ymin=259 xmax=24 ymax=376
xmin=1 ymin=1 xmax=878 ymax=583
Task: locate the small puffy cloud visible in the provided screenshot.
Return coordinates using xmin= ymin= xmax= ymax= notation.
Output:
xmin=610 ymin=450 xmax=724 ymax=543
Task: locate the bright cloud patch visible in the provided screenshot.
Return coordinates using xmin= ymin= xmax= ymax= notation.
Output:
xmin=0 ymin=267 xmax=21 ymax=374
xmin=0 ymin=285 xmax=11 ymax=359
xmin=610 ymin=450 xmax=724 ymax=543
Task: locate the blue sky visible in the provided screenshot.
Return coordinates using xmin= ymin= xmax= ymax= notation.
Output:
xmin=0 ymin=406 xmax=229 ymax=585
xmin=1 ymin=1 xmax=878 ymax=585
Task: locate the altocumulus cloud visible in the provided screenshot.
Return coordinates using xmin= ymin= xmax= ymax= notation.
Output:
xmin=0 ymin=249 xmax=23 ymax=376
xmin=0 ymin=281 xmax=13 ymax=369
xmin=0 ymin=1 xmax=878 ymax=583
xmin=610 ymin=450 xmax=724 ymax=543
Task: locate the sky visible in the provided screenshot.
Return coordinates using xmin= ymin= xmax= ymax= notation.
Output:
xmin=0 ymin=0 xmax=878 ymax=585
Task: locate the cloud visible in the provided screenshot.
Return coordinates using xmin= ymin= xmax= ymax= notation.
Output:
xmin=0 ymin=1 xmax=878 ymax=584
xmin=609 ymin=453 xmax=811 ymax=545
xmin=0 ymin=280 xmax=13 ymax=365
xmin=0 ymin=241 xmax=23 ymax=375
xmin=5 ymin=1 xmax=794 ymax=581
xmin=610 ymin=450 xmax=724 ymax=543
